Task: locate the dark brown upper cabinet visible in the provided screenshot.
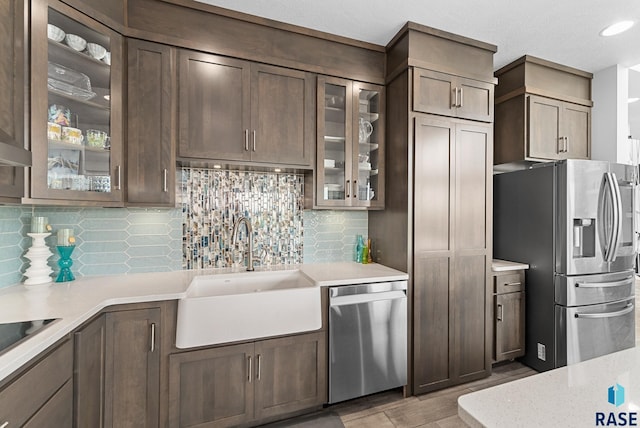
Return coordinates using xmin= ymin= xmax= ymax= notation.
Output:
xmin=494 ymin=55 xmax=593 ymax=165
xmin=413 ymin=68 xmax=494 ymax=122
xmin=311 ymin=76 xmax=385 ymax=209
xmin=28 ymin=0 xmax=124 ymax=205
xmin=178 ymin=50 xmax=315 ymax=169
xmin=127 ymin=39 xmax=176 ymax=207
xmin=0 ymin=0 xmax=28 ymax=202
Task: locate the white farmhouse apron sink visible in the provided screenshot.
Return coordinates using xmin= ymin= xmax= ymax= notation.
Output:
xmin=175 ymin=270 xmax=322 ymax=348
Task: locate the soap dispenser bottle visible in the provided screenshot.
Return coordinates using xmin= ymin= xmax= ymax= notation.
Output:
xmin=355 ymin=235 xmax=364 ymax=262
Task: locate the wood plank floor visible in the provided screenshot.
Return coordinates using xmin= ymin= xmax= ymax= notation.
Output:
xmin=331 ymin=361 xmax=536 ymax=428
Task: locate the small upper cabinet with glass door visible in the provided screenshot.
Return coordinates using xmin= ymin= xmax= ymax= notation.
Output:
xmin=315 ymin=77 xmax=384 ymax=209
xmin=29 ymin=0 xmax=123 ymax=205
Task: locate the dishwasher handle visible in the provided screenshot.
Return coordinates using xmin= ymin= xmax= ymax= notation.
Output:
xmin=330 ymin=290 xmax=406 ymax=307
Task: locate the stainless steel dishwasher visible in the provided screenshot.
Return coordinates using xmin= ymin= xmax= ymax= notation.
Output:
xmin=328 ymin=281 xmax=407 ymax=403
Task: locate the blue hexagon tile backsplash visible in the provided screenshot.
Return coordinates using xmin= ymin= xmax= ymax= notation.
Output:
xmin=0 ymin=169 xmax=368 ymax=288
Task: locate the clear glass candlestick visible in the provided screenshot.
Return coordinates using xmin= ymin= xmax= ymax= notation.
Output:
xmin=55 ymin=245 xmax=75 ymax=283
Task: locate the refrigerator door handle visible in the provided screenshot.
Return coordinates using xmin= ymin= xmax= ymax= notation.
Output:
xmin=600 ymin=172 xmax=620 ymax=262
xmin=610 ymin=172 xmax=623 ymax=262
xmin=574 ymin=303 xmax=634 ymax=319
xmin=575 ymin=276 xmax=634 ymax=288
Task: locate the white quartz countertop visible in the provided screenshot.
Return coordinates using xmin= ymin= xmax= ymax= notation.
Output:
xmin=0 ymin=262 xmax=407 ymax=384
xmin=458 ymin=346 xmax=640 ymax=427
xmin=492 ymin=259 xmax=529 ymax=272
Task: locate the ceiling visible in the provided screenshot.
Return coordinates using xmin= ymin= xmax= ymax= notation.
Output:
xmin=196 ymin=0 xmax=640 ymax=137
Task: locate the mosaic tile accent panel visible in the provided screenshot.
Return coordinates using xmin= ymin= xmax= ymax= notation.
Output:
xmin=180 ymin=168 xmax=305 ymax=269
xmin=0 ymin=206 xmax=182 ymax=289
xmin=303 ymin=210 xmax=368 ymax=263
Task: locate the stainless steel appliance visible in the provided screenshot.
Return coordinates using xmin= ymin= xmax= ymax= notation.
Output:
xmin=494 ymin=159 xmax=636 ymax=372
xmin=328 ymin=281 xmax=407 ymax=403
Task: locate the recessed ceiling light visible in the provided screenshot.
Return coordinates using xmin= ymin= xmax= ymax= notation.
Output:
xmin=628 ymin=97 xmax=640 ymax=104
xmin=274 ymin=168 xmax=282 ymax=173
xmin=213 ymin=164 xmax=222 ymax=169
xmin=600 ymin=20 xmax=635 ymax=37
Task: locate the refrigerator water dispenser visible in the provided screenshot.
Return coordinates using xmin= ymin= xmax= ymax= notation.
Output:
xmin=573 ymin=218 xmax=595 ymax=257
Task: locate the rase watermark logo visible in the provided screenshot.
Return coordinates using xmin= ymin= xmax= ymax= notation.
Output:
xmin=596 ymin=384 xmax=638 ymax=426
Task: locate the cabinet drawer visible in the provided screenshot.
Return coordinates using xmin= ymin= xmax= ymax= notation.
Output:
xmin=0 ymin=339 xmax=72 ymax=427
xmin=494 ymin=272 xmax=524 ymax=293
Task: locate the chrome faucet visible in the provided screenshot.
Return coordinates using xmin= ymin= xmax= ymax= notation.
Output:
xmin=232 ymin=216 xmax=254 ymax=271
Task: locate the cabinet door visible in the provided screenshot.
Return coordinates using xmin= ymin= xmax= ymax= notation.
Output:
xmin=353 ymin=82 xmax=385 ymax=209
xmin=316 ymin=76 xmax=352 ymax=207
xmin=0 ymin=340 xmax=72 ymax=428
xmin=412 ymin=116 xmax=453 ymax=393
xmin=0 ymin=0 xmax=26 ymax=199
xmin=413 ymin=68 xmax=456 ymax=117
xmin=127 ymin=39 xmax=176 ymax=206
xmin=254 ymin=332 xmax=327 ymax=420
xmin=169 ymin=344 xmax=255 ymax=428
xmin=456 ymin=76 xmax=494 ymax=122
xmin=250 ymin=64 xmax=314 ymax=167
xmin=527 ymin=95 xmax=563 ymax=160
xmin=453 ymin=123 xmax=491 ymax=381
xmin=74 ymin=314 xmax=106 ymax=428
xmin=495 ymin=292 xmax=525 ymax=362
xmin=30 ymin=0 xmax=124 ymax=204
xmin=178 ymin=50 xmax=251 ymax=162
xmin=104 ymin=308 xmax=160 ymax=428
xmin=563 ymin=102 xmax=591 ymax=160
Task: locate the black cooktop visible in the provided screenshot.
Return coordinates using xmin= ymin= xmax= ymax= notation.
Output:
xmin=0 ymin=319 xmax=58 ymax=356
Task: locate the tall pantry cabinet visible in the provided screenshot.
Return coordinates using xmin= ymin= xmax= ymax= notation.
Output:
xmin=369 ymin=23 xmax=496 ymax=395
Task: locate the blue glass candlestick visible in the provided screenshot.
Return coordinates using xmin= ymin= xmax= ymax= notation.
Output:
xmin=56 ymin=245 xmax=75 ymax=282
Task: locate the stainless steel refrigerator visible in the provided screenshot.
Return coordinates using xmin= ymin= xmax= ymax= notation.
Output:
xmin=494 ymin=159 xmax=636 ymax=372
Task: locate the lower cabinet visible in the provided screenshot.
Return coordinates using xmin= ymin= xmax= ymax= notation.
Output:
xmin=0 ymin=339 xmax=73 ymax=428
xmin=169 ymin=331 xmax=327 ymax=428
xmin=493 ymin=270 xmax=526 ymax=362
xmin=74 ymin=306 xmax=162 ymax=428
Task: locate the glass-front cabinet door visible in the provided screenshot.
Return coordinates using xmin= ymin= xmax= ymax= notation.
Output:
xmin=353 ymin=82 xmax=384 ymax=208
xmin=317 ymin=77 xmax=352 ymax=207
xmin=29 ymin=0 xmax=123 ymax=204
xmin=316 ymin=77 xmax=384 ymax=209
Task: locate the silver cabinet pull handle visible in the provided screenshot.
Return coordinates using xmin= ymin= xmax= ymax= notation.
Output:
xmin=257 ymin=354 xmax=262 ymax=380
xmin=353 ymin=180 xmax=357 ymax=198
xmin=346 ymin=180 xmax=350 ymax=198
xmin=150 ymin=323 xmax=156 ymax=353
xmin=252 ymin=130 xmax=256 ymax=152
xmin=504 ymin=282 xmax=521 ymax=287
xmin=244 ymin=129 xmax=249 ymax=151
xmin=557 ymin=137 xmax=564 ymax=154
xmin=452 ymin=88 xmax=457 ymax=108
xmin=247 ymin=356 xmax=252 ymax=383
xmin=114 ymin=165 xmax=121 ymax=190
xmin=564 ymin=136 xmax=569 ymax=153
xmin=497 ymin=304 xmax=503 ymax=321
xmin=459 ymin=87 xmax=463 ymax=107
xmin=163 ymin=169 xmax=168 ymax=193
